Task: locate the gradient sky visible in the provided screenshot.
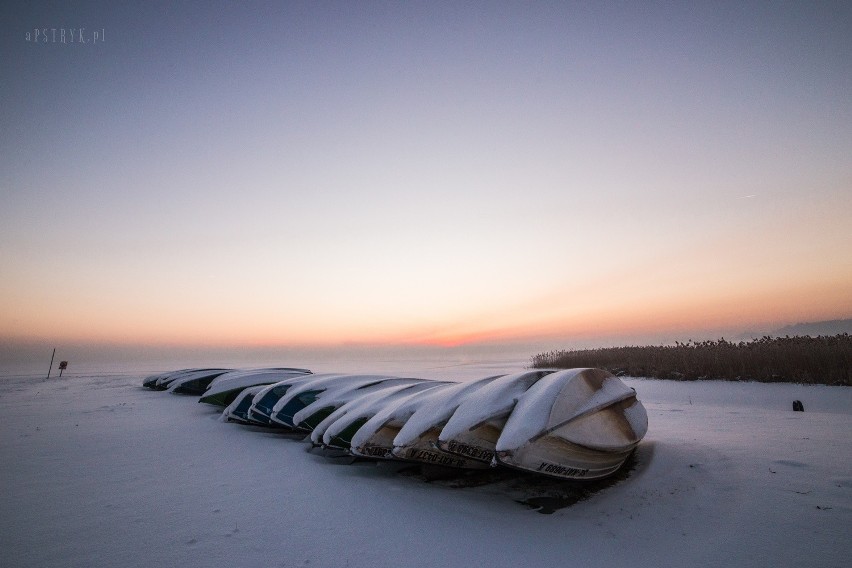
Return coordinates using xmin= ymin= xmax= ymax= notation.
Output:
xmin=1 ymin=1 xmax=851 ymax=351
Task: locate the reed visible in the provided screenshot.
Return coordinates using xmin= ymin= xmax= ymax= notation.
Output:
xmin=531 ymin=334 xmax=852 ymax=386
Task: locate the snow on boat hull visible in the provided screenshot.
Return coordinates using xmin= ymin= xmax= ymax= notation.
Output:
xmin=143 ymin=370 xmax=177 ymax=389
xmin=167 ymin=369 xmax=233 ymax=395
xmin=270 ymin=374 xmax=400 ymax=430
xmin=349 ymin=382 xmax=458 ymax=460
xmin=391 ymin=376 xmax=505 ymax=469
xmin=223 ymin=385 xmax=267 ymax=424
xmin=494 ymin=368 xmax=648 ymax=480
xmin=436 ymin=370 xmax=555 ymax=464
xmin=246 ymin=375 xmax=321 ymax=426
xmin=313 ymin=381 xmax=448 ymax=450
xmin=144 ymin=368 xmax=226 ymax=390
xmin=199 ymin=369 xmax=312 ymax=407
xmin=291 ymin=378 xmax=425 ymax=433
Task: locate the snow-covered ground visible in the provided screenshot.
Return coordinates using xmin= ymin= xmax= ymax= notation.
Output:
xmin=1 ymin=358 xmax=849 ymax=568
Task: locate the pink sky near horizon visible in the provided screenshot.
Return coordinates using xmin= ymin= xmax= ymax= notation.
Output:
xmin=1 ymin=3 xmax=851 ymax=354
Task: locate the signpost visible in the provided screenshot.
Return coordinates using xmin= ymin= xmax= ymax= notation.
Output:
xmin=47 ymin=348 xmax=56 ymax=379
xmin=59 ymin=361 xmax=68 ymax=377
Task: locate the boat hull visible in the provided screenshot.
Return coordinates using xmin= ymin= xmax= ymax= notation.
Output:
xmin=392 ymin=428 xmax=491 ymax=469
xmin=494 ymin=369 xmax=648 ymax=480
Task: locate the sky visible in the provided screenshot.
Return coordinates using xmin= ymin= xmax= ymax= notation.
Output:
xmin=1 ymin=1 xmax=851 ymax=359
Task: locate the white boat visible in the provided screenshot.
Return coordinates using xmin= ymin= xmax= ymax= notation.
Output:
xmin=245 ymin=375 xmax=320 ymax=426
xmin=270 ymin=374 xmax=404 ymax=430
xmin=222 ymin=385 xmax=268 ymax=424
xmin=436 ymin=369 xmax=556 ymax=464
xmin=494 ymin=368 xmax=648 ymax=480
xmin=166 ymin=369 xmax=233 ymax=395
xmin=199 ymin=368 xmax=312 ymax=407
xmin=143 ymin=368 xmax=227 ymax=390
xmin=290 ymin=377 xmax=426 ymax=432
xmin=391 ymin=375 xmax=505 ymax=469
xmin=143 ymin=370 xmax=184 ymax=389
xmin=314 ymin=380 xmax=451 ymax=450
xmin=349 ymin=383 xmax=458 ymax=460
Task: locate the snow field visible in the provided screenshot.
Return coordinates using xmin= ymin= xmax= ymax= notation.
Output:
xmin=0 ymin=365 xmax=849 ymax=568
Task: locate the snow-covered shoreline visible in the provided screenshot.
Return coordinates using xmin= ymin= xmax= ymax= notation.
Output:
xmin=1 ymin=362 xmax=849 ymax=568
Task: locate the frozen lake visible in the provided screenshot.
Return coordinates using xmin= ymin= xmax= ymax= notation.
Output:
xmin=1 ymin=357 xmax=849 ymax=568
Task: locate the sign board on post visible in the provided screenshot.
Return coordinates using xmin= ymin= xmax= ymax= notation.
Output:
xmin=59 ymin=361 xmax=68 ymax=377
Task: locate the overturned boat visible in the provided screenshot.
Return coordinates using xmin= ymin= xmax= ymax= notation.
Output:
xmin=349 ymin=382 xmax=458 ymax=460
xmin=494 ymin=368 xmax=648 ymax=480
xmin=146 ymin=365 xmax=648 ymax=482
xmin=223 ymin=385 xmax=268 ymax=424
xmin=199 ymin=368 xmax=312 ymax=407
xmin=270 ymin=374 xmax=411 ymax=430
xmin=143 ymin=370 xmax=182 ymax=389
xmin=314 ymin=380 xmax=452 ymax=450
xmin=143 ymin=368 xmax=228 ymax=390
xmin=166 ymin=368 xmax=233 ymax=394
xmin=437 ymin=369 xmax=556 ymax=464
xmin=290 ymin=377 xmax=428 ymax=433
xmin=391 ymin=375 xmax=506 ymax=469
xmin=245 ymin=375 xmax=321 ymax=426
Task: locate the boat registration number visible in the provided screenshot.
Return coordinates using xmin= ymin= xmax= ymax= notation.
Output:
xmin=445 ymin=440 xmax=494 ymax=462
xmin=537 ymin=461 xmax=589 ymax=478
xmin=407 ymin=449 xmax=468 ymax=468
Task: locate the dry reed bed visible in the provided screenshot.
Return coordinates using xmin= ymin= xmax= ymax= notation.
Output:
xmin=531 ymin=334 xmax=852 ymax=386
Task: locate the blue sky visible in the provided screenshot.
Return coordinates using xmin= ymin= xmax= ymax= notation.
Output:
xmin=2 ymin=1 xmax=850 ymax=351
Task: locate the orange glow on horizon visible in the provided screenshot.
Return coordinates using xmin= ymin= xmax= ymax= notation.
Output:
xmin=2 ymin=234 xmax=850 ymax=350
xmin=3 ymin=271 xmax=850 ymax=350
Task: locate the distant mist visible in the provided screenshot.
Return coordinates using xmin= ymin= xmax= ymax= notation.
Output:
xmin=4 ymin=319 xmax=849 ymax=377
xmin=773 ymin=319 xmax=852 ymax=337
xmin=0 ymin=339 xmax=539 ymax=378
